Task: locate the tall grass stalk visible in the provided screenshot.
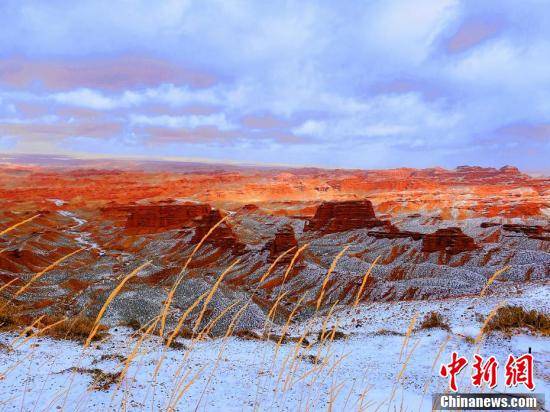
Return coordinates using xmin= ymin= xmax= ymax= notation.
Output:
xmin=192 ymin=258 xmax=241 ymax=333
xmin=3 ymin=248 xmax=86 ymax=311
xmin=159 ymin=215 xmax=229 ymax=336
xmin=354 ymin=255 xmax=380 ymax=307
xmin=316 ymin=246 xmax=350 ymax=310
xmin=85 ymin=260 xmax=151 ymax=347
xmin=0 ymin=214 xmax=40 ymax=236
xmin=480 ymin=266 xmax=510 ymax=296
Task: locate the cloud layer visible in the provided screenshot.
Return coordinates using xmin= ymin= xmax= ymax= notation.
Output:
xmin=0 ymin=0 xmax=548 ymax=171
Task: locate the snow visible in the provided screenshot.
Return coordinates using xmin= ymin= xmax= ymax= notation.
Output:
xmin=0 ymin=283 xmax=548 ymax=411
xmin=47 ymin=199 xmax=65 ymax=207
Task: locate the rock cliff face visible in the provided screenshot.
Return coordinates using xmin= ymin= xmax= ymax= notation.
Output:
xmin=422 ymin=227 xmax=477 ymax=255
xmin=305 ymin=200 xmax=386 ymax=233
xmin=192 ymin=209 xmax=246 ymax=254
xmin=125 ymin=204 xmax=210 ymax=233
xmin=264 ymin=224 xmax=298 ymax=262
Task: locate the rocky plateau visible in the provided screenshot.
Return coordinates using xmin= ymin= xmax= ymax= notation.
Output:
xmin=0 ymin=155 xmax=548 ymax=334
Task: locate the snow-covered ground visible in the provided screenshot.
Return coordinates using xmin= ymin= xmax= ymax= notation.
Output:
xmin=1 ymin=282 xmax=548 ymax=411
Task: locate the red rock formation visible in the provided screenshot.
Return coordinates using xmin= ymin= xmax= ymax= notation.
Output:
xmin=192 ymin=209 xmax=246 ymax=254
xmin=264 ymin=224 xmax=298 ymax=262
xmin=124 ymin=203 xmax=210 ymax=234
xmin=422 ymin=227 xmax=478 ymax=255
xmin=305 ymin=200 xmax=387 ymax=233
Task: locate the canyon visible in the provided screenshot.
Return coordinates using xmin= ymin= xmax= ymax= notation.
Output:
xmin=0 ymin=155 xmax=548 ymax=333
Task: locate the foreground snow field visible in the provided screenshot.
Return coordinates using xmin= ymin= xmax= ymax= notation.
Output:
xmin=1 ymin=282 xmax=548 ymax=411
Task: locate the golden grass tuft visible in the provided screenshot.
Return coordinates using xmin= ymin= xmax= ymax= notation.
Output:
xmin=418 ymin=311 xmax=451 ymax=332
xmin=46 ymin=316 xmax=109 ymax=342
xmin=483 ymin=305 xmax=549 ymax=336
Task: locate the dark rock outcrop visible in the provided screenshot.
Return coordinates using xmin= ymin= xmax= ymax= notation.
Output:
xmin=304 ymin=200 xmax=386 ymax=233
xmin=264 ymin=224 xmax=298 ymax=262
xmin=502 ymin=224 xmax=549 ymax=241
xmin=422 ymin=227 xmax=477 ymax=254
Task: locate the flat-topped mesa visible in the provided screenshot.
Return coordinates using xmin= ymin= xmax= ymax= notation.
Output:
xmin=264 ymin=224 xmax=298 ymax=262
xmin=192 ymin=209 xmax=246 ymax=254
xmin=422 ymin=227 xmax=478 ymax=255
xmin=124 ymin=203 xmax=211 ymax=234
xmin=499 ymin=165 xmax=521 ymax=174
xmin=304 ymin=200 xmax=387 ymax=233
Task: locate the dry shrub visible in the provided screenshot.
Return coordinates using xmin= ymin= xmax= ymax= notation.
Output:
xmin=0 ymin=301 xmax=26 ymax=330
xmin=234 ymin=329 xmax=263 ymax=340
xmin=175 ymin=326 xmax=199 ymax=339
xmin=44 ymin=316 xmax=108 ymax=342
xmin=0 ymin=310 xmax=16 ymax=330
xmin=165 ymin=339 xmax=187 ymax=350
xmin=67 ymin=367 xmax=122 ymax=391
xmin=418 ymin=311 xmax=450 ymax=332
xmin=92 ymin=353 xmax=127 ymax=364
xmin=317 ymin=328 xmax=347 ymax=342
xmin=484 ymin=306 xmax=549 ymax=336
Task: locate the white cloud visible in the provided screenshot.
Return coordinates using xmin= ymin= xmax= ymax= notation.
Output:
xmin=129 ymin=113 xmax=234 ymax=130
xmin=0 ymin=0 xmax=549 ymax=170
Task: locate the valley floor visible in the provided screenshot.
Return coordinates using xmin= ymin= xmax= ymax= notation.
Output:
xmin=0 ymin=282 xmax=548 ymax=411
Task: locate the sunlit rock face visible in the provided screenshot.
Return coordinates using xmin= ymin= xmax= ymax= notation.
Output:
xmin=125 ymin=204 xmax=211 ymax=234
xmin=304 ymin=200 xmax=387 ymax=233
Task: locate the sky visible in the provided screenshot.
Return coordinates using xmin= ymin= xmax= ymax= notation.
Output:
xmin=0 ymin=0 xmax=549 ymax=172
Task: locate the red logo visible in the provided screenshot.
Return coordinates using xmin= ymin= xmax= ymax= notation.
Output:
xmin=439 ymin=353 xmax=535 ymax=392
xmin=504 ymin=354 xmax=535 ymax=391
xmin=439 ymin=352 xmax=468 ymax=392
xmin=471 ymin=354 xmax=499 ymax=388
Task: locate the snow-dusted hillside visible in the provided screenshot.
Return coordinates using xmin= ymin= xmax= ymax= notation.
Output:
xmin=1 ymin=282 xmax=547 ymax=411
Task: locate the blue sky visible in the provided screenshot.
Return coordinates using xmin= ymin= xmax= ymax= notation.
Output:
xmin=0 ymin=0 xmax=549 ymax=171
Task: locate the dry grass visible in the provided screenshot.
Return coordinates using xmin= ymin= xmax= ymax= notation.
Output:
xmin=317 ymin=327 xmax=347 ymax=342
xmin=418 ymin=311 xmax=451 ymax=332
xmin=483 ymin=305 xmax=550 ymax=336
xmin=85 ymin=260 xmax=151 ymax=347
xmin=0 ymin=214 xmax=40 ymax=237
xmin=353 ymin=255 xmax=380 ymax=307
xmin=66 ymin=367 xmax=122 ymax=391
xmin=2 ymin=210 xmax=543 ymax=410
xmin=479 ymin=266 xmax=510 ymax=296
xmin=46 ymin=316 xmax=109 ymax=342
xmin=316 ymin=246 xmax=349 ymax=310
xmin=159 ymin=215 xmax=229 ymax=336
